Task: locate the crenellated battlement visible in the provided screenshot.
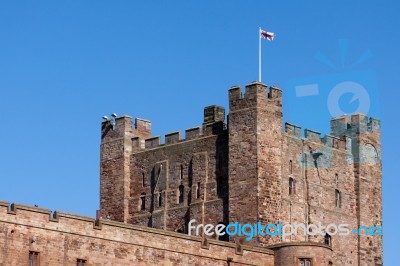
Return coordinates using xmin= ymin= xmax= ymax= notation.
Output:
xmin=284 ymin=122 xmax=349 ymax=151
xmin=304 ymin=128 xmax=321 ymax=140
xmin=330 ymin=113 xmax=380 ymax=137
xmin=144 ymin=136 xmax=161 ymax=149
xmin=103 ymin=81 xmax=377 ymax=165
xmin=285 ymin=122 xmax=302 ymax=138
xmin=165 ymin=131 xmax=181 ymax=145
xmin=131 ymin=121 xmax=227 ymax=152
xmin=108 ymin=105 xmax=227 ymax=153
xmin=185 ymin=126 xmax=203 ymax=140
xmin=101 ymin=116 xmax=152 ymax=142
xmin=321 ymin=134 xmax=349 ymax=151
xmin=285 ymin=114 xmax=378 ymax=152
xmin=228 ymin=82 xmax=282 ymax=111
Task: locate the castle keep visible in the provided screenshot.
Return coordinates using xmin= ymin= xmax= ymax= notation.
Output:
xmin=0 ymin=81 xmax=382 ymax=265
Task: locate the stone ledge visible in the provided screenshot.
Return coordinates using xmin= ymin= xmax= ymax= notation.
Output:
xmin=0 ymin=200 xmax=275 ymax=256
xmin=56 ymin=211 xmax=96 ymax=223
xmin=267 ymin=241 xmax=333 ymax=251
xmin=9 ymin=203 xmax=52 ymax=215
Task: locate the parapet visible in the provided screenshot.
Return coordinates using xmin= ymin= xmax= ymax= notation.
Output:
xmin=269 ymin=86 xmax=282 ymax=99
xmin=165 ymin=131 xmax=181 ymax=145
xmin=203 ymin=105 xmax=225 ymax=124
xmin=285 ymin=122 xmax=302 ymax=139
xmin=101 ymin=116 xmax=152 ymax=142
xmin=304 ymin=129 xmax=321 ymax=140
xmin=244 ymin=82 xmax=268 ymax=100
xmin=126 ymin=100 xmax=228 ymax=152
xmin=330 ymin=114 xmax=380 ymax=137
xmin=322 ymin=135 xmax=348 ymax=150
xmin=145 ymin=136 xmax=161 ymax=149
xmin=131 ymin=121 xmax=227 ymax=152
xmin=283 ymin=123 xmax=349 ymax=151
xmin=0 ymin=201 xmax=275 ymax=265
xmin=114 ymin=115 xmax=133 ymax=134
xmin=303 ymin=128 xmax=349 ymax=151
xmin=136 ymin=118 xmax=152 ymax=137
xmin=228 ymin=82 xmax=282 ymax=111
xmin=186 ymin=126 xmax=203 ymax=140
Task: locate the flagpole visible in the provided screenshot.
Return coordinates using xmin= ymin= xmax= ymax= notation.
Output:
xmin=259 ymin=27 xmax=261 ymax=82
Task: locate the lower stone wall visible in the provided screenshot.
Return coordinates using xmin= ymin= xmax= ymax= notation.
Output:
xmin=0 ymin=201 xmax=274 ymax=266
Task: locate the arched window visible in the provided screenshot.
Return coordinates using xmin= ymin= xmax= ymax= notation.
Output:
xmin=335 ymin=189 xmax=341 ymax=208
xmin=289 ymin=160 xmax=293 ymax=174
xmin=335 ymin=173 xmax=338 ymax=187
xmin=140 ymin=192 xmax=146 ymax=210
xmin=197 ymin=182 xmax=201 ymax=199
xmin=142 ymin=172 xmax=145 ymax=187
xmin=179 ymin=185 xmax=184 ymax=204
xmin=289 ymin=177 xmax=296 ymax=195
xmin=324 ymin=233 xmax=332 ymax=246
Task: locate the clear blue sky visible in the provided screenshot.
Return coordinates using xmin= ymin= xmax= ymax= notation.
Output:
xmin=0 ymin=1 xmax=398 ymax=263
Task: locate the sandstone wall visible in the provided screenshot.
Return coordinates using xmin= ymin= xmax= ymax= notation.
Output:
xmin=0 ymin=202 xmax=274 ymax=266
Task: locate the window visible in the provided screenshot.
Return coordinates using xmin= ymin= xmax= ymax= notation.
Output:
xmin=29 ymin=251 xmax=39 ymax=266
xmin=140 ymin=192 xmax=146 ymax=210
xmin=217 ymin=177 xmax=223 ymax=196
xmin=157 ymin=164 xmax=163 ymax=178
xmin=289 ymin=177 xmax=296 ymax=195
xmin=142 ymin=172 xmax=145 ymax=187
xmin=289 ymin=160 xmax=293 ymax=174
xmin=218 ymin=222 xmax=229 ymax=241
xmin=180 ymin=165 xmax=183 ymax=179
xmin=335 ymin=173 xmax=338 ymax=187
xmin=77 ymin=259 xmax=87 ymax=266
xmin=324 ymin=233 xmax=332 ymax=246
xmin=196 ymin=182 xmax=201 ymax=199
xmin=158 ymin=191 xmax=163 ymax=207
xmin=218 ymin=155 xmax=223 ymax=172
xmin=179 ymin=185 xmax=184 ymax=204
xmin=299 ymin=258 xmax=312 ymax=266
xmin=335 ymin=189 xmax=341 ymax=208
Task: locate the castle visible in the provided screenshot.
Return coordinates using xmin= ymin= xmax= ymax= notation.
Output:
xmin=0 ymin=82 xmax=382 ymax=265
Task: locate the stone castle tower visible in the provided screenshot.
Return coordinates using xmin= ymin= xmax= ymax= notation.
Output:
xmin=100 ymin=82 xmax=382 ymax=266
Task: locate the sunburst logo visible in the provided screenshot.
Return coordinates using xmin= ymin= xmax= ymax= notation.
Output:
xmin=286 ymin=39 xmax=381 ymax=168
xmin=316 ymin=39 xmax=373 ymax=117
xmin=286 ymin=39 xmax=379 ymax=122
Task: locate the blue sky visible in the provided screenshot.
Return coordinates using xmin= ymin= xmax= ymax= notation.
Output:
xmin=0 ymin=1 xmax=398 ymax=263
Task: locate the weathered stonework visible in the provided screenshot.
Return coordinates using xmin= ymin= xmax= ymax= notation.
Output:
xmin=0 ymin=202 xmax=275 ymax=265
xmin=99 ymin=82 xmax=382 ymax=265
xmin=0 ymin=81 xmax=382 ymax=265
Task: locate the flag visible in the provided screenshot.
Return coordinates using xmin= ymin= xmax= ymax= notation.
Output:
xmin=260 ymin=29 xmax=275 ymax=41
